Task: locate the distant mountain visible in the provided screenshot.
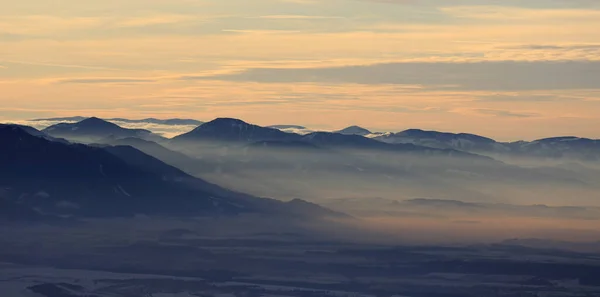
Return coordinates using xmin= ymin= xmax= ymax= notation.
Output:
xmin=5 ymin=124 xmax=46 ymax=137
xmin=100 ymin=137 xmax=208 ymax=174
xmin=0 ymin=125 xmax=340 ymax=219
xmin=506 ymin=137 xmax=600 ymax=160
xmin=43 ymin=117 xmax=166 ymax=143
xmin=171 ymin=118 xmax=301 ymax=145
xmin=246 ymin=140 xmax=323 ymax=151
xmin=303 ymin=132 xmax=391 ymax=149
xmin=1 ymin=123 xmax=70 ymax=144
xmin=373 ymin=129 xmax=505 ymax=152
xmin=374 ymin=129 xmax=600 ymax=161
xmin=170 ymin=118 xmax=489 ymax=160
xmin=335 ymin=126 xmax=372 ymax=136
xmin=301 ymin=132 xmax=488 ymax=160
xmin=33 ymin=116 xmax=203 ymax=126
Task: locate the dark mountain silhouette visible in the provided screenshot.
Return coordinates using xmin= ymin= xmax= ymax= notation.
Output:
xmin=5 ymin=124 xmax=46 ymax=136
xmin=2 ymin=124 xmax=70 ymax=144
xmin=335 ymin=126 xmax=372 ymax=136
xmin=170 ymin=118 xmax=489 ymax=160
xmin=303 ymin=132 xmax=388 ymax=149
xmin=507 ymin=137 xmax=600 ymax=160
xmin=30 ymin=116 xmax=600 ymax=162
xmin=98 ymin=137 xmax=209 ymax=175
xmin=374 ymin=129 xmax=600 ymax=161
xmin=43 ymin=117 xmax=165 ymax=143
xmin=302 ymin=132 xmax=488 ymax=159
xmin=0 ymin=125 xmax=340 ymax=219
xmin=374 ymin=129 xmax=503 ymax=152
xmin=171 ymin=118 xmax=301 ymax=145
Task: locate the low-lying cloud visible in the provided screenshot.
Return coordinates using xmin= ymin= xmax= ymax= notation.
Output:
xmin=7 ymin=119 xmax=197 ymax=138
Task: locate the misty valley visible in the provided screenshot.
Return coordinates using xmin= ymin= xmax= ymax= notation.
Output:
xmin=2 ymin=117 xmax=600 ymax=297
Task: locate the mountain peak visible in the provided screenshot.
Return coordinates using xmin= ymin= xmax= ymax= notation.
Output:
xmin=335 ymin=125 xmax=372 ymax=136
xmin=173 ymin=118 xmax=300 ymax=144
xmin=42 ymin=117 xmax=159 ymax=143
xmin=397 ymin=129 xmax=495 ymax=143
xmin=78 ymin=117 xmax=117 ymax=127
xmin=208 ymin=117 xmax=250 ymax=126
xmin=190 ymin=118 xmax=251 ymax=131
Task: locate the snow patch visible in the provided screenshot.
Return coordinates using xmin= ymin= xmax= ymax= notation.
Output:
xmin=116 ymin=185 xmax=131 ymax=197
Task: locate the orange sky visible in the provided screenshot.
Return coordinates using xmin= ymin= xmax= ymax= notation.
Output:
xmin=1 ymin=0 xmax=600 ymax=140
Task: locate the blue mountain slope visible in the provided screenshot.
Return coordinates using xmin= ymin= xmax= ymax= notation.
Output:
xmin=43 ymin=117 xmax=165 ymax=143
xmin=0 ymin=125 xmax=340 ymax=219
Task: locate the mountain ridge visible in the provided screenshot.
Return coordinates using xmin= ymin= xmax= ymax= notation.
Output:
xmin=43 ymin=117 xmax=166 ymax=143
xmin=32 ymin=116 xmax=203 ymax=126
xmin=0 ymin=125 xmax=342 ymax=219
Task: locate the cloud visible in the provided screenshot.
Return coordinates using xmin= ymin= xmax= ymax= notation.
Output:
xmin=278 ymin=0 xmax=317 ymax=4
xmin=0 ymin=32 xmax=33 ymax=42
xmin=439 ymin=5 xmax=600 ymax=21
xmin=353 ymin=0 xmax=600 ymax=11
xmin=477 ymin=94 xmax=582 ymax=102
xmin=186 ymin=61 xmax=600 ymax=91
xmin=56 ymin=78 xmax=157 ymax=84
xmin=474 ymin=109 xmax=539 ymax=118
xmin=107 ymin=120 xmax=197 ymax=137
xmin=7 ymin=119 xmax=197 ymax=138
xmin=1 ymin=60 xmax=123 ymax=71
xmin=255 ymin=15 xmax=343 ymax=20
xmin=504 ymin=44 xmax=600 ymax=50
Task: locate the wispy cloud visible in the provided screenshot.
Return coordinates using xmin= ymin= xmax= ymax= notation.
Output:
xmin=55 ymin=78 xmax=157 ymax=84
xmin=477 ymin=94 xmax=582 ymax=102
xmin=2 ymin=60 xmax=125 ymax=71
xmin=473 ymin=108 xmax=539 ymax=118
xmin=255 ymin=15 xmax=342 ymax=19
xmin=189 ymin=61 xmax=600 ymax=91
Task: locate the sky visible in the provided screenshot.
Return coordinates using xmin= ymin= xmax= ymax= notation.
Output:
xmin=1 ymin=0 xmax=600 ymax=140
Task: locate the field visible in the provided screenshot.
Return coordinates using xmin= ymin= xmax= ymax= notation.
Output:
xmin=2 ymin=219 xmax=600 ymax=297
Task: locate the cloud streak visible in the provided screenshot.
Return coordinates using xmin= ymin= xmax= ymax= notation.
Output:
xmin=6 ymin=119 xmax=198 ymax=138
xmin=56 ymin=78 xmax=157 ymax=84
xmin=187 ymin=61 xmax=600 ymax=91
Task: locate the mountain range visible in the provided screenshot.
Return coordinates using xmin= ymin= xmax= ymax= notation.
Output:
xmin=33 ymin=116 xmax=203 ymax=126
xmin=171 ymin=118 xmax=300 ymax=145
xmin=334 ymin=125 xmax=373 ymax=136
xmin=170 ymin=118 xmax=486 ymax=160
xmin=0 ymin=124 xmax=342 ymax=220
xmin=43 ymin=117 xmax=167 ymax=143
xmin=314 ymin=125 xmax=600 ymax=162
xmin=3 ymin=116 xmax=600 ymax=221
xmin=372 ymin=129 xmax=600 ymax=161
xmin=28 ymin=116 xmax=600 ymax=162
xmin=19 ymin=116 xmax=600 ymax=162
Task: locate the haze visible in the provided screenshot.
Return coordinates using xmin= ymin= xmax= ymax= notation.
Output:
xmin=3 ymin=1 xmax=600 ymax=296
